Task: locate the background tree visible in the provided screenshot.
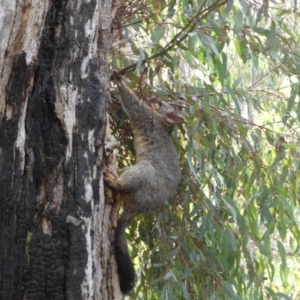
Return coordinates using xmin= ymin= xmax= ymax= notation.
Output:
xmin=0 ymin=0 xmax=119 ymax=299
xmin=110 ymin=0 xmax=300 ymax=299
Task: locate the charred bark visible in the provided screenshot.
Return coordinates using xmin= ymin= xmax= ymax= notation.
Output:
xmin=0 ymin=0 xmax=113 ymax=299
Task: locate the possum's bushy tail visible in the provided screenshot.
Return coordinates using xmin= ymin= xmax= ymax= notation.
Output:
xmin=115 ymin=212 xmax=136 ymax=294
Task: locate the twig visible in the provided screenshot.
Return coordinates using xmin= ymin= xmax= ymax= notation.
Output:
xmin=117 ymin=0 xmax=229 ymax=75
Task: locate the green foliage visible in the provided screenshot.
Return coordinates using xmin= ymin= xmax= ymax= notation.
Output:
xmin=110 ymin=0 xmax=300 ymax=299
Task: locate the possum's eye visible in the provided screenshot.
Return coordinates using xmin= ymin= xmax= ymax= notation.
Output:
xmin=156 ymin=100 xmax=162 ymax=107
xmin=149 ymin=97 xmax=162 ymax=111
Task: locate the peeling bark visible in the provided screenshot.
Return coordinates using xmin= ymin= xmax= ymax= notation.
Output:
xmin=0 ymin=0 xmax=113 ymax=299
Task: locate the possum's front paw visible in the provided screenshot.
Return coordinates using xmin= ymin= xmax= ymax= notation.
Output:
xmin=112 ymin=70 xmax=122 ymax=81
xmin=103 ymin=170 xmax=119 ymax=188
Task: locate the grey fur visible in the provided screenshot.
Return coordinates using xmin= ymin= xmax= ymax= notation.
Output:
xmin=104 ymin=72 xmax=184 ymax=293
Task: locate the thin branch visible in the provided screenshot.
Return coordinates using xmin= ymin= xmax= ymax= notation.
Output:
xmin=117 ymin=0 xmax=229 ymax=75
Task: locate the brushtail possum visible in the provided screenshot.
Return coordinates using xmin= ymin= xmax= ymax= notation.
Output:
xmin=104 ymin=71 xmax=185 ymax=293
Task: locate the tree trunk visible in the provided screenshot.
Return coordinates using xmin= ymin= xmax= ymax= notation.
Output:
xmin=0 ymin=0 xmax=116 ymax=299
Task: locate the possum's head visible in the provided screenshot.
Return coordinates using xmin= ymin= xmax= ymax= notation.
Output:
xmin=147 ymin=96 xmax=185 ymax=131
